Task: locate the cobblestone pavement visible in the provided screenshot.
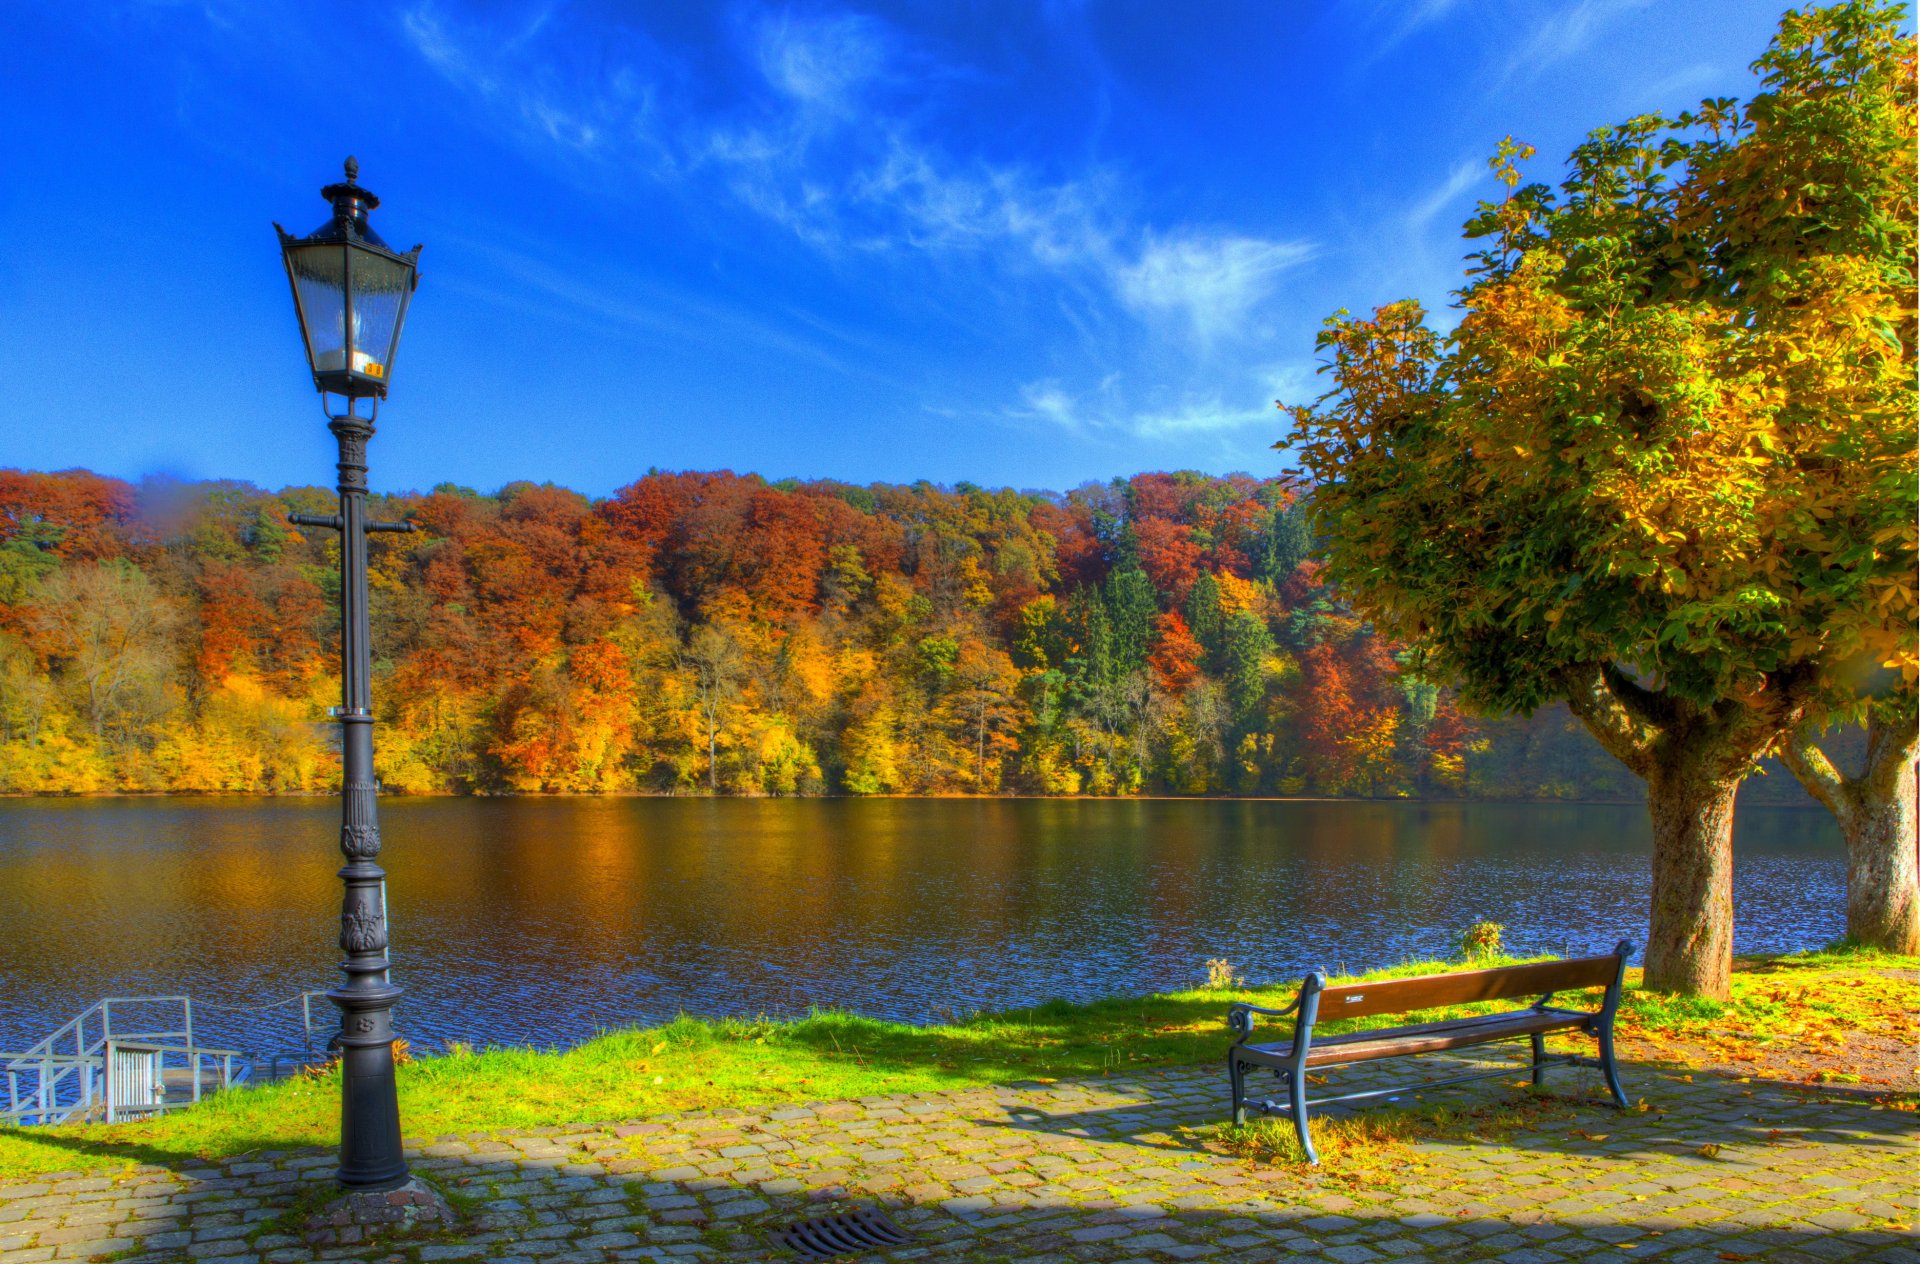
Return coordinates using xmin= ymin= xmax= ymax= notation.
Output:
xmin=2 ymin=1054 xmax=1915 ymax=1263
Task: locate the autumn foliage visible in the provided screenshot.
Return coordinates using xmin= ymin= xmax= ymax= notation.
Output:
xmin=0 ymin=465 xmax=1721 ymax=799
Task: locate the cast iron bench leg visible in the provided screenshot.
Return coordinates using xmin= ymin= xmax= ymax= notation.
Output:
xmin=1228 ymin=1054 xmax=1247 ymax=1127
xmin=1598 ymin=1024 xmax=1628 ymax=1109
xmin=1286 ymin=1068 xmax=1316 ymax=1164
xmin=1530 ymin=1032 xmax=1546 ymax=1086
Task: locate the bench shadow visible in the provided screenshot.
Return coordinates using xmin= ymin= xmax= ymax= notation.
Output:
xmin=979 ymin=1103 xmax=1220 ymax=1155
xmin=970 ymin=1054 xmax=1919 ymax=1163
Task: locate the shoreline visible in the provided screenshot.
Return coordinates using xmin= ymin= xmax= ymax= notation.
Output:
xmin=1 ymin=789 xmax=1834 ymax=808
xmin=0 ymin=946 xmax=1908 ymax=1180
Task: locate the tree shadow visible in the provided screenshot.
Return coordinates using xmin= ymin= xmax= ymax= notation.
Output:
xmin=0 ymin=1126 xmax=312 ymax=1176
xmin=3 ymin=1066 xmax=1912 ymax=1264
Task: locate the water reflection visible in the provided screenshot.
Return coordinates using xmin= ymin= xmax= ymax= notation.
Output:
xmin=0 ymin=797 xmax=1842 ymax=1057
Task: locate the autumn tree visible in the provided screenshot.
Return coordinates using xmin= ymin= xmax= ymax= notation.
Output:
xmin=33 ymin=560 xmax=183 ymax=744
xmin=946 ymin=640 xmax=1021 ymax=789
xmin=1148 ymin=611 xmax=1204 ymax=693
xmin=1283 ymin=2 xmax=1917 ymax=996
xmin=1780 ymin=695 xmax=1917 ymax=951
xmin=679 ymin=623 xmax=746 ymax=792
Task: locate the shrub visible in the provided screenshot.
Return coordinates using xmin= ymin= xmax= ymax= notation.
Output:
xmin=1455 ymin=921 xmax=1504 ymax=963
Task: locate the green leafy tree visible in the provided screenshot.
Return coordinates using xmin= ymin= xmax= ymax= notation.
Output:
xmin=1283 ymin=2 xmax=1917 ymax=996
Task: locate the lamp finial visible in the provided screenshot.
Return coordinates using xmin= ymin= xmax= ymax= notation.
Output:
xmin=344 ymin=155 xmax=359 ymax=182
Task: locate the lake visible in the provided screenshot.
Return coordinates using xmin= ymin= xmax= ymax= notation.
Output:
xmin=0 ymin=797 xmax=1843 ymax=1059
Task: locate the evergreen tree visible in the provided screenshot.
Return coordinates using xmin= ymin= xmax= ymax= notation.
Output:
xmin=1221 ymin=610 xmax=1275 ymax=720
xmin=1184 ymin=571 xmax=1225 ymax=665
xmin=1103 ymin=568 xmax=1158 ymax=683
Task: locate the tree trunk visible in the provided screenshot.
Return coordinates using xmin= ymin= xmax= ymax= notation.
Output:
xmin=1781 ymin=708 xmax=1920 ymax=954
xmin=1843 ymin=765 xmax=1919 ymax=952
xmin=1643 ymin=766 xmax=1740 ymax=999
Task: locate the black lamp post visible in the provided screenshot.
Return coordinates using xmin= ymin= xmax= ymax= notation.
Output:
xmin=275 ymin=157 xmax=422 ymax=1192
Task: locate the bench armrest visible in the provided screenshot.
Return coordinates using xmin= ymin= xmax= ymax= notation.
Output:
xmin=1227 ymin=998 xmax=1300 ymax=1043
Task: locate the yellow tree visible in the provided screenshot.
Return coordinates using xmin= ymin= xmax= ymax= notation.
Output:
xmin=1284 ymin=3 xmax=1916 ymax=996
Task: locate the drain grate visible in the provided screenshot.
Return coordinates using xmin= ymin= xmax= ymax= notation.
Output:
xmin=778 ymin=1207 xmax=915 ymax=1259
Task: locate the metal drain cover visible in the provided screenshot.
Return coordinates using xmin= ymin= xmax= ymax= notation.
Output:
xmin=778 ymin=1207 xmax=914 ymax=1259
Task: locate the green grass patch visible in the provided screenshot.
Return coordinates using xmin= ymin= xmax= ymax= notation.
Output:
xmin=2 ymin=948 xmax=1909 ymax=1181
xmin=1616 ymin=946 xmax=1917 ymax=1054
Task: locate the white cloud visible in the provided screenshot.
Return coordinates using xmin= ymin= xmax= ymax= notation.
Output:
xmin=399 ymin=0 xmax=1320 ymax=462
xmin=1366 ymin=0 xmax=1464 ymax=59
xmin=1631 ymin=61 xmax=1724 ymax=111
xmin=754 ymin=10 xmax=888 ymax=112
xmin=1008 ymin=362 xmax=1307 ymax=442
xmin=400 ymin=3 xmax=666 ymax=163
xmin=1407 ymin=159 xmax=1483 ymax=232
xmin=1015 ymin=381 xmax=1086 ymax=433
xmin=1114 ymin=233 xmax=1316 ymax=345
xmin=1129 ymin=398 xmax=1274 ymax=439
xmin=1506 ymin=0 xmax=1654 ymax=78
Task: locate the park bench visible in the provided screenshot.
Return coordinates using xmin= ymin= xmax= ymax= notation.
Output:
xmin=1226 ymin=939 xmax=1633 ymax=1163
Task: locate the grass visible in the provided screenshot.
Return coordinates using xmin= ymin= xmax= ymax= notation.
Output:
xmin=1614 ymin=945 xmax=1917 ymax=1067
xmin=2 ymin=946 xmax=1910 ymax=1180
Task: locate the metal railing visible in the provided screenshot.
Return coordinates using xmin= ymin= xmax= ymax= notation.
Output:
xmin=1 ymin=997 xmax=249 ymax=1126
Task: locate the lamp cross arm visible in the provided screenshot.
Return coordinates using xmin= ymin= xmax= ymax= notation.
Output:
xmin=287 ymin=513 xmax=418 ymax=535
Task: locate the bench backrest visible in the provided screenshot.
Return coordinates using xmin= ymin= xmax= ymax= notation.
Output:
xmin=1313 ymin=952 xmax=1622 ymax=1021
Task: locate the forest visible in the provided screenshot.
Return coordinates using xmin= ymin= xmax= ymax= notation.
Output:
xmin=0 ymin=465 xmax=1825 ymax=801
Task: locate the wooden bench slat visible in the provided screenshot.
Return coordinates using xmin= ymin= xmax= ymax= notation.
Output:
xmin=1314 ymin=954 xmax=1618 ymax=1020
xmin=1237 ymin=1007 xmax=1592 ymax=1068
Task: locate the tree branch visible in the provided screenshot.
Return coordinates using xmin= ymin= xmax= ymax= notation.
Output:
xmin=1779 ymin=729 xmax=1853 ymax=827
xmin=1862 ymin=696 xmax=1920 ymax=801
xmin=1601 ymin=661 xmax=1678 ymax=730
xmin=1559 ymin=661 xmax=1660 ymax=777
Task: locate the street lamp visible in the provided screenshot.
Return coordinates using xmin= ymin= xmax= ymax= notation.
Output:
xmin=276 ymin=157 xmax=421 ymax=1192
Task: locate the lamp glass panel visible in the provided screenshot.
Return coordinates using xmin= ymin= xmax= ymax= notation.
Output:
xmin=347 ymin=246 xmax=412 ymax=383
xmin=286 ymin=244 xmax=349 ymax=376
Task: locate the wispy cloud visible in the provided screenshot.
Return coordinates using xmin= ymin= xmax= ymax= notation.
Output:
xmin=1407 ymin=159 xmax=1484 ymax=232
xmin=752 ymin=9 xmax=889 ymax=114
xmin=1629 ymin=61 xmax=1725 ymax=111
xmin=1364 ymin=0 xmax=1464 ymax=60
xmin=397 ymin=0 xmax=1316 ymax=471
xmin=1505 ymin=0 xmax=1654 ymax=79
xmin=1129 ymin=398 xmax=1275 ymax=439
xmin=1114 ymin=233 xmax=1316 ymax=346
xmin=1008 ymin=363 xmax=1308 ymax=442
xmin=401 ymin=3 xmax=670 ymax=164
xmin=398 ymin=2 xmax=1308 ymax=339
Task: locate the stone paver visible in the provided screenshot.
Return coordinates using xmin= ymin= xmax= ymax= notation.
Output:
xmin=1 ymin=1055 xmax=1915 ymax=1262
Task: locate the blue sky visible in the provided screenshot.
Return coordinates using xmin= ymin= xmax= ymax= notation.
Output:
xmin=1 ymin=1 xmax=1790 ymax=498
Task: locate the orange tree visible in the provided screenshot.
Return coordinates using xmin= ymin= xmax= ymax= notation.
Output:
xmin=1282 ymin=2 xmax=1916 ymax=996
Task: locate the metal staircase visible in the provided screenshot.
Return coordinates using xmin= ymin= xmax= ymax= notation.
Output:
xmin=2 ymin=996 xmax=252 ymax=1126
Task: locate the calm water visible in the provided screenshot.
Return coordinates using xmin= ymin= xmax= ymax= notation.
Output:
xmin=0 ymin=797 xmax=1843 ymax=1057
